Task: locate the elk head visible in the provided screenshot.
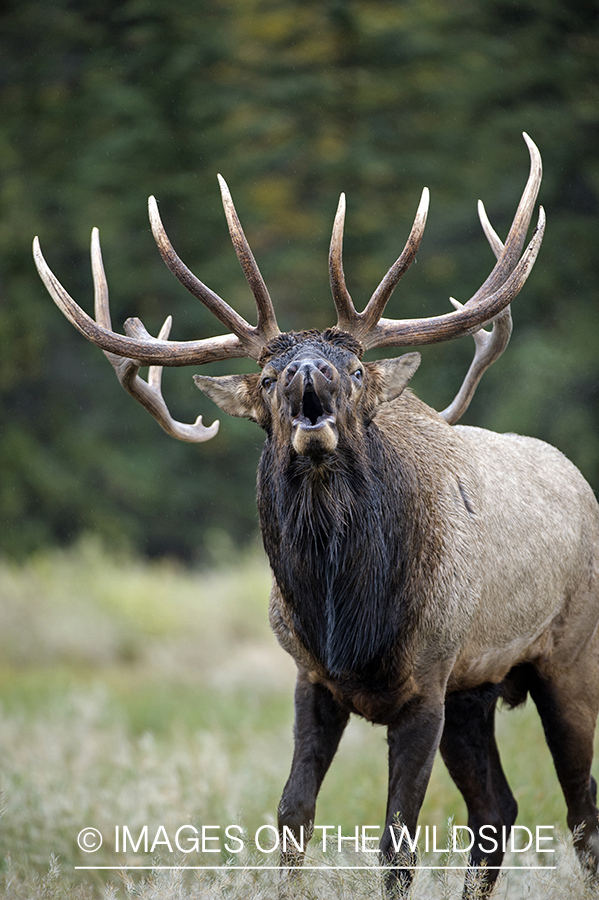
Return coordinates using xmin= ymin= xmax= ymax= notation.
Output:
xmin=33 ymin=134 xmax=544 ymax=443
xmin=195 ymin=329 xmax=421 ymax=458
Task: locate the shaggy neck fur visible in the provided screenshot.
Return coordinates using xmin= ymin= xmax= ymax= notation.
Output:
xmin=258 ymin=420 xmax=426 ymax=683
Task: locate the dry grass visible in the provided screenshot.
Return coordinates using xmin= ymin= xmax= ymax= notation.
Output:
xmin=0 ymin=540 xmax=597 ymax=898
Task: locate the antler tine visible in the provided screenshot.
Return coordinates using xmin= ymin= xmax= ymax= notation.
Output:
xmin=329 ymin=193 xmax=360 ymax=332
xmin=465 ymin=132 xmax=542 ymax=308
xmin=148 ymin=195 xmax=265 ymax=359
xmin=440 ymin=191 xmax=520 ymax=424
xmin=91 ymin=226 xmax=112 ymax=330
xmin=34 ymin=233 xmax=247 ymax=367
xmin=356 ymin=134 xmax=544 ymax=351
xmin=361 ymin=187 xmax=430 ymax=331
xmin=217 ymin=175 xmax=280 ymax=342
xmin=88 ymin=228 xmax=219 ymax=441
xmin=328 ymin=189 xmax=430 ymax=341
xmin=477 ymin=199 xmax=504 ymax=259
xmin=34 ymin=233 xmax=123 ymax=352
xmin=439 ymin=297 xmax=512 ymax=425
xmin=147 ymin=314 xmax=172 ymax=391
xmin=118 ymin=315 xmax=220 ymax=443
xmin=364 ymin=203 xmax=545 ymax=350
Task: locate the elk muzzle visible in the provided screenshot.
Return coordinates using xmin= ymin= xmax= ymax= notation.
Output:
xmin=283 ymin=358 xmax=340 ymax=456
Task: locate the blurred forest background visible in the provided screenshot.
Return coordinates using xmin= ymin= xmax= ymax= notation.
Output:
xmin=1 ymin=0 xmax=598 ymax=563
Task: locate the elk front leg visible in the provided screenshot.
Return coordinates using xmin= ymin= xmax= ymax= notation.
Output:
xmin=278 ymin=668 xmax=349 ymax=869
xmin=381 ymin=698 xmax=445 ymax=898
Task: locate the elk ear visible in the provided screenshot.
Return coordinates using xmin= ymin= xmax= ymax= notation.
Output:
xmin=370 ymin=352 xmax=421 ymax=403
xmin=194 ymin=374 xmax=260 ymax=421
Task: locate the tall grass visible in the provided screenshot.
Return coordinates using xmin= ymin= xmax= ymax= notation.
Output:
xmin=0 ymin=540 xmax=597 ymax=898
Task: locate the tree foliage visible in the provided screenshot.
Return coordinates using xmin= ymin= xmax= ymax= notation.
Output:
xmin=1 ymin=0 xmax=598 ymax=559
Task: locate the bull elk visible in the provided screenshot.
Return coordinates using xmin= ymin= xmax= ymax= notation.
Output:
xmin=34 ymin=134 xmax=599 ymax=896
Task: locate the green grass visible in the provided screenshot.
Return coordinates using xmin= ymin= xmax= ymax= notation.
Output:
xmin=0 ymin=540 xmax=597 ymax=898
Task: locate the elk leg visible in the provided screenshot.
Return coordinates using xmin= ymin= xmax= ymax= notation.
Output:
xmin=277 ymin=668 xmax=350 ymax=869
xmin=528 ymin=665 xmax=599 ymax=872
xmin=381 ymin=700 xmax=445 ymax=898
xmin=440 ymin=685 xmax=517 ymax=897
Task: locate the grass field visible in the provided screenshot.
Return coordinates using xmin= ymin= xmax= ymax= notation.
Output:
xmin=0 ymin=540 xmax=597 ymax=898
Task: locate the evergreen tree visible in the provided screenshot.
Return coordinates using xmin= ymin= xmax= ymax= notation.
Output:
xmin=1 ymin=0 xmax=597 ymax=559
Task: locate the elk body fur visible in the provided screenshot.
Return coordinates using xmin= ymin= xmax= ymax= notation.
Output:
xmin=264 ymin=371 xmax=599 ymax=711
xmin=33 ymin=135 xmax=599 ymax=895
xmin=202 ymin=327 xmax=599 ymax=894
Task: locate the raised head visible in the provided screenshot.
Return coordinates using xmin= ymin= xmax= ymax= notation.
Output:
xmin=196 ymin=328 xmax=421 ymax=457
xmin=33 ymin=133 xmax=544 ymax=440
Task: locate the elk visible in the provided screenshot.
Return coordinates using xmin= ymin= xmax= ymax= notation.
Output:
xmin=34 ymin=134 xmax=599 ymax=896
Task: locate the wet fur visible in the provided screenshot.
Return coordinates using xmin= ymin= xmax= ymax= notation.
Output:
xmin=196 ymin=329 xmax=599 ymax=896
xmin=259 ymin=419 xmax=420 ymax=684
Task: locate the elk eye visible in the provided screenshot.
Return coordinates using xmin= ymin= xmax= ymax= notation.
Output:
xmin=352 ymin=369 xmax=363 ymax=383
xmin=261 ymin=377 xmax=275 ymax=393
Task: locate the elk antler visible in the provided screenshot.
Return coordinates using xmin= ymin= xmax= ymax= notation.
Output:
xmin=330 ymin=187 xmax=430 ymax=341
xmin=439 ymin=202 xmax=513 ymax=425
xmin=90 ymin=228 xmax=219 ymax=442
xmin=33 ymin=178 xmax=281 ymax=440
xmin=147 ymin=177 xmax=280 ymax=356
xmin=35 ymin=138 xmax=543 ymax=440
xmin=329 ymin=133 xmax=544 ymax=355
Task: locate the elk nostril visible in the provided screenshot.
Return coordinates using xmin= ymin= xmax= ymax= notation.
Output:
xmin=316 ymin=361 xmax=333 ymax=380
xmin=284 ymin=363 xmax=299 ymax=387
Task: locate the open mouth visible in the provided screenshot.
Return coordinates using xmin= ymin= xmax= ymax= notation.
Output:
xmin=292 ymin=387 xmax=335 ymax=430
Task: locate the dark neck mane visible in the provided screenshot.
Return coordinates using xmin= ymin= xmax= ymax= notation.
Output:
xmin=258 ymin=424 xmax=426 ymax=681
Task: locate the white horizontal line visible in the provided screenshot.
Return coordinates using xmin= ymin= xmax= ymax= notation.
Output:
xmin=75 ymin=865 xmax=557 ymax=871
